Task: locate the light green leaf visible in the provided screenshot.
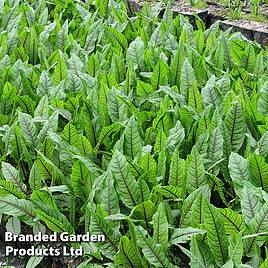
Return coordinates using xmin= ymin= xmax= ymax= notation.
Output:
xmin=109 ymin=150 xmax=141 ymax=209
xmin=170 ymin=227 xmax=206 ymax=245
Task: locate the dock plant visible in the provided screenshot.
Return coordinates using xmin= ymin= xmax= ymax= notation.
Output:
xmin=0 ymin=0 xmax=267 ymax=267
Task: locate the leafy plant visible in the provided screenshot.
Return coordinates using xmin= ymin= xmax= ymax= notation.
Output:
xmin=228 ymin=0 xmax=242 ymax=19
xmin=251 ymin=0 xmax=261 ymax=16
xmin=0 ymin=0 xmax=267 ymax=267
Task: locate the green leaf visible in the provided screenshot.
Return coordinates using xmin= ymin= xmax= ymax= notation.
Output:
xmin=189 ymin=237 xmax=214 ymax=268
xmin=244 ymin=203 xmax=268 ymax=257
xmin=132 ymin=200 xmax=156 ymax=229
xmin=34 ymin=201 xmax=74 ymax=233
xmin=248 ymin=153 xmax=268 ymax=192
xmin=90 ymin=205 xmax=120 ymax=260
xmin=155 ymin=185 xmax=183 ymax=200
xmin=180 ymin=58 xmax=196 ymax=103
xmin=165 ymin=120 xmax=185 ymax=154
xmin=34 ymin=95 xmax=49 ymax=118
xmin=202 ymin=75 xmax=222 ymax=109
xmin=115 ymin=236 xmax=143 ymax=268
xmin=101 ymin=171 xmax=120 ymax=215
xmin=2 ymin=162 xmax=27 ymax=193
xmin=170 ymin=227 xmax=206 ymax=245
xmin=18 ymin=112 xmax=38 ymax=150
xmin=127 ymin=37 xmax=144 ymax=71
xmin=0 ymin=179 xmax=26 ymax=199
xmin=178 ymin=245 xmax=207 ymax=268
xmin=257 ymin=131 xmax=268 ymax=157
xmin=123 ymin=116 xmax=142 ymax=160
xmin=29 ymin=163 xmax=42 ymax=191
xmin=0 ymin=194 xmax=34 ymax=218
xmin=37 ymin=71 xmax=54 ymax=96
xmin=204 ymin=199 xmax=229 ymax=266
xmin=53 ymin=56 xmax=67 ymax=84
xmin=228 ymin=152 xmax=250 ymax=182
xmin=180 ymin=186 xmax=210 ymax=227
xmin=188 ymin=81 xmax=203 ymax=113
xmin=6 ymin=216 xmax=21 ymax=235
xmin=152 ymin=203 xmax=169 ymax=246
xmin=61 ymin=123 xmax=78 ymax=145
xmin=224 ymin=102 xmax=246 ymax=152
xmin=140 ymin=152 xmax=157 ymax=185
xmin=241 ymin=184 xmax=261 ymax=224
xmin=107 ymin=26 xmax=128 ymax=52
xmin=170 ymin=48 xmax=184 ymax=87
xmin=136 ymin=81 xmax=154 ymax=97
xmin=187 ymin=147 xmax=207 ymax=192
xmin=135 ymin=226 xmax=175 ymax=268
xmin=228 ymin=233 xmax=243 ymax=266
xmin=220 ymin=208 xmax=246 ymax=234
xmin=111 ymin=54 xmax=125 ymax=83
xmin=109 ymin=150 xmax=141 ymax=208
xmin=241 ymin=44 xmax=255 ymax=73
xmin=97 ymin=122 xmax=122 ymax=148
xmin=26 ymin=255 xmax=44 ymax=268
xmin=208 ymin=127 xmax=223 ymax=163
xmin=168 ymin=147 xmax=186 ymax=189
xmin=151 ymin=59 xmax=168 ymax=91
xmin=257 ymin=81 xmax=268 ymax=115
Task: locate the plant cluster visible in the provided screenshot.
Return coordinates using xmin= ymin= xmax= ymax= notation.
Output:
xmin=0 ymin=0 xmax=268 ymax=267
xmin=225 ymin=0 xmax=268 ymax=19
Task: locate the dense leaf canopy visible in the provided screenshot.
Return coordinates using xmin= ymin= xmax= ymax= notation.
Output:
xmin=0 ymin=0 xmax=268 ymax=267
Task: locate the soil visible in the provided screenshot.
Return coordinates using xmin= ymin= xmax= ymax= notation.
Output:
xmin=224 ymin=19 xmax=268 ymax=33
xmin=171 ymin=0 xmax=207 ymax=13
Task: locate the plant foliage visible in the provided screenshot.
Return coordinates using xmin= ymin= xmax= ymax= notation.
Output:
xmin=0 ymin=0 xmax=267 ymax=267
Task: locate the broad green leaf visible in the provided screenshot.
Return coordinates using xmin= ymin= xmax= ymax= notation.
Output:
xmin=0 ymin=194 xmax=34 ymax=218
xmin=61 ymin=123 xmax=78 ymax=145
xmin=26 ymin=255 xmax=44 ymax=268
xmin=18 ymin=112 xmax=38 ymax=150
xmin=244 ymin=203 xmax=268 ymax=257
xmin=180 ymin=58 xmax=196 ymax=103
xmin=109 ymin=150 xmax=141 ymax=208
xmin=168 ymin=147 xmax=186 ymax=189
xmin=220 ymin=208 xmax=246 ymax=234
xmin=241 ymin=184 xmax=261 ymax=224
xmin=229 ymin=152 xmax=250 ymax=182
xmin=180 ymin=185 xmax=210 ymax=227
xmin=34 ymin=201 xmax=73 ymax=233
xmin=257 ymin=81 xmax=268 ymax=115
xmin=248 ymin=153 xmax=268 ymax=192
xmin=127 ymin=37 xmax=144 ymax=72
xmin=152 ymin=203 xmax=168 ymax=246
xmin=123 ymin=116 xmax=142 ymax=160
xmin=90 ymin=205 xmax=120 ymax=260
xmin=189 ymin=237 xmax=214 ymax=268
xmin=204 ymin=200 xmax=229 ymax=266
xmin=228 ymin=233 xmax=243 ymax=266
xmin=101 ymin=171 xmax=120 ymax=215
xmin=151 ymin=59 xmax=168 ymax=91
xmin=224 ymin=102 xmax=246 ymax=152
xmin=6 ymin=216 xmax=21 ymax=235
xmin=34 ymin=95 xmax=49 ymax=118
xmin=170 ymin=227 xmax=206 ymax=245
xmin=187 ymin=147 xmax=207 ymax=192
xmin=2 ymin=162 xmax=27 ymax=193
xmin=135 ymin=226 xmax=175 ymax=268
xmin=115 ymin=236 xmax=143 ymax=268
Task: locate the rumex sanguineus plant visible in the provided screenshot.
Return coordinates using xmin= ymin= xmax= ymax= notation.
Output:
xmin=0 ymin=0 xmax=267 ymax=267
